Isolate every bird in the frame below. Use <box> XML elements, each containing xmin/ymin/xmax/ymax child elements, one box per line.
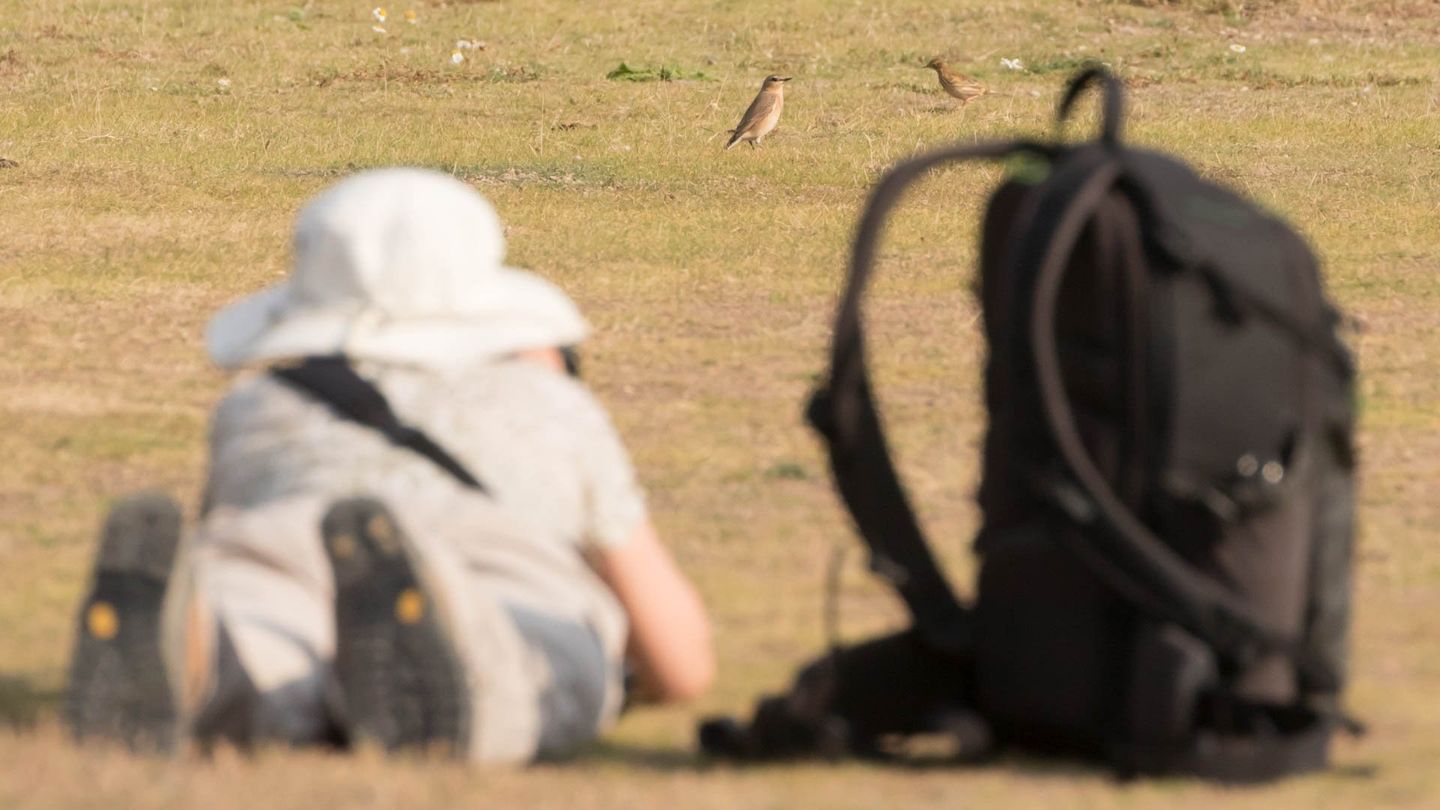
<box><xmin>924</xmin><ymin>58</ymin><xmax>986</xmax><ymax>107</ymax></box>
<box><xmin>725</xmin><ymin>75</ymin><xmax>790</xmax><ymax>150</ymax></box>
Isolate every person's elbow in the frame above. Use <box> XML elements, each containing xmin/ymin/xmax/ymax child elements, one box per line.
<box><xmin>646</xmin><ymin>634</ymin><xmax>716</xmax><ymax>703</ymax></box>
<box><xmin>597</xmin><ymin>520</ymin><xmax>717</xmax><ymax>704</ymax></box>
<box><xmin>664</xmin><ymin>636</ymin><xmax>717</xmax><ymax>702</ymax></box>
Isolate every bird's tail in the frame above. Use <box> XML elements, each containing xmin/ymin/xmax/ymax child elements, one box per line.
<box><xmin>724</xmin><ymin>130</ymin><xmax>740</xmax><ymax>150</ymax></box>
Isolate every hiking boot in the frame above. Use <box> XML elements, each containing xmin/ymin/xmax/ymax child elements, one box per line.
<box><xmin>65</xmin><ymin>493</ymin><xmax>184</xmax><ymax>752</ymax></box>
<box><xmin>321</xmin><ymin>498</ymin><xmax>471</xmax><ymax>756</ymax></box>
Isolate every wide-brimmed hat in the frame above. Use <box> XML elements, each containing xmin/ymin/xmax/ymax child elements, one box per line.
<box><xmin>206</xmin><ymin>168</ymin><xmax>588</xmax><ymax>371</ymax></box>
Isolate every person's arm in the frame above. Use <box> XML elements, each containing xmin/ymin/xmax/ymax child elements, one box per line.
<box><xmin>592</xmin><ymin>518</ymin><xmax>714</xmax><ymax>703</ymax></box>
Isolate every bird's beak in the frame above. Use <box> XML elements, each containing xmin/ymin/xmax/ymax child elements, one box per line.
<box><xmin>777</xmin><ymin>77</ymin><xmax>792</xmax><ymax>82</ymax></box>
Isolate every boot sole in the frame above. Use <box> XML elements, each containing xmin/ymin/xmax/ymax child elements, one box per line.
<box><xmin>65</xmin><ymin>492</ymin><xmax>182</xmax><ymax>752</ymax></box>
<box><xmin>322</xmin><ymin>498</ymin><xmax>471</xmax><ymax>756</ymax></box>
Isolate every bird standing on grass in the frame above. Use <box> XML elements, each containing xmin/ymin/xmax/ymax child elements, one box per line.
<box><xmin>725</xmin><ymin>75</ymin><xmax>790</xmax><ymax>150</ymax></box>
<box><xmin>924</xmin><ymin>59</ymin><xmax>986</xmax><ymax>107</ymax></box>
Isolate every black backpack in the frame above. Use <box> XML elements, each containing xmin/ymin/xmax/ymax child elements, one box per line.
<box><xmin>701</xmin><ymin>66</ymin><xmax>1359</xmax><ymax>782</ymax></box>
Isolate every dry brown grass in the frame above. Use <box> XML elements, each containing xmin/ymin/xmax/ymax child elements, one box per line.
<box><xmin>2</xmin><ymin>0</ymin><xmax>1438</xmax><ymax>806</ymax></box>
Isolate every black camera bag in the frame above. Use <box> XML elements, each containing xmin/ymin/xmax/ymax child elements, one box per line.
<box><xmin>704</xmin><ymin>66</ymin><xmax>1359</xmax><ymax>782</ymax></box>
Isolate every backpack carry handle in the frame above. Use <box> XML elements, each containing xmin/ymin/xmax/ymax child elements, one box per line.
<box><xmin>1057</xmin><ymin>65</ymin><xmax>1124</xmax><ymax>145</ymax></box>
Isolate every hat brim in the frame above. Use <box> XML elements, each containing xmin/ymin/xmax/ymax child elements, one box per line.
<box><xmin>206</xmin><ymin>268</ymin><xmax>589</xmax><ymax>370</ymax></box>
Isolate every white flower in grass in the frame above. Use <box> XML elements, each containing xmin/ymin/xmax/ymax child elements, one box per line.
<box><xmin>1000</xmin><ymin>57</ymin><xmax>1024</xmax><ymax>71</ymax></box>
<box><xmin>451</xmin><ymin>51</ymin><xmax>465</xmax><ymax>65</ymax></box>
<box><xmin>405</xmin><ymin>9</ymin><xmax>418</xmax><ymax>24</ymax></box>
<box><xmin>372</xmin><ymin>7</ymin><xmax>387</xmax><ymax>23</ymax></box>
<box><xmin>216</xmin><ymin>77</ymin><xmax>232</xmax><ymax>88</ymax></box>
<box><xmin>1229</xmin><ymin>43</ymin><xmax>1247</xmax><ymax>53</ymax></box>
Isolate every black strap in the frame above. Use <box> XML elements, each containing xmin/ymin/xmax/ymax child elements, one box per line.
<box><xmin>808</xmin><ymin>138</ymin><xmax>1051</xmax><ymax>655</ymax></box>
<box><xmin>271</xmin><ymin>356</ymin><xmax>487</xmax><ymax>493</ymax></box>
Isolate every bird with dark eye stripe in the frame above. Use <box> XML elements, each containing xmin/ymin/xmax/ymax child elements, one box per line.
<box><xmin>726</xmin><ymin>75</ymin><xmax>791</xmax><ymax>150</ymax></box>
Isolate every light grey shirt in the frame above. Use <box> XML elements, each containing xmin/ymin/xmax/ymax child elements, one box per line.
<box><xmin>200</xmin><ymin>358</ymin><xmax>646</xmax><ymax>751</ymax></box>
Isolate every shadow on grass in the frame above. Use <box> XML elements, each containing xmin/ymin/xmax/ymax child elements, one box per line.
<box><xmin>0</xmin><ymin>675</ymin><xmax>62</xmax><ymax>730</ymax></box>
<box><xmin>580</xmin><ymin>733</ymin><xmax>1122</xmax><ymax>777</ymax></box>
<box><xmin>577</xmin><ymin>741</ymin><xmax>1381</xmax><ymax>783</ymax></box>
<box><xmin>579</xmin><ymin>739</ymin><xmax>702</xmax><ymax>772</ymax></box>
<box><xmin>875</xmin><ymin>749</ymin><xmax>1379</xmax><ymax>783</ymax></box>
<box><xmin>0</xmin><ymin>678</ymin><xmax>1385</xmax><ymax>784</ymax></box>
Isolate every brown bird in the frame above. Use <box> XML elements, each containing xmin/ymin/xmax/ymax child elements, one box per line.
<box><xmin>924</xmin><ymin>58</ymin><xmax>986</xmax><ymax>107</ymax></box>
<box><xmin>725</xmin><ymin>75</ymin><xmax>790</xmax><ymax>150</ymax></box>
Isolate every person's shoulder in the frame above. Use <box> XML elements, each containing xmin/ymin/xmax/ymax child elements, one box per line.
<box><xmin>487</xmin><ymin>365</ymin><xmax>636</xmax><ymax>463</ymax></box>
<box><xmin>210</xmin><ymin>370</ymin><xmax>313</xmax><ymax>436</ymax></box>
<box><xmin>213</xmin><ymin>371</ymin><xmax>266</xmax><ymax>421</ymax></box>
<box><xmin>474</xmin><ymin>361</ymin><xmax>614</xmax><ymax>421</ymax></box>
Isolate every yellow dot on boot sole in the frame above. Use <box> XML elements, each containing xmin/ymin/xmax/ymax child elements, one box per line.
<box><xmin>395</xmin><ymin>589</ymin><xmax>425</xmax><ymax>624</ymax></box>
<box><xmin>87</xmin><ymin>602</ymin><xmax>119</xmax><ymax>640</ymax></box>
<box><xmin>366</xmin><ymin>514</ymin><xmax>399</xmax><ymax>555</ymax></box>
<box><xmin>330</xmin><ymin>533</ymin><xmax>357</xmax><ymax>559</ymax></box>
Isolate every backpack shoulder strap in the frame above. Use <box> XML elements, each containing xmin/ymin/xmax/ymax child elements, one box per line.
<box><xmin>808</xmin><ymin>138</ymin><xmax>1051</xmax><ymax>655</ymax></box>
<box><xmin>271</xmin><ymin>356</ymin><xmax>488</xmax><ymax>493</ymax></box>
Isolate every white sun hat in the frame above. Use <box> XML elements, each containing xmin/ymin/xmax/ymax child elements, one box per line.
<box><xmin>206</xmin><ymin>168</ymin><xmax>588</xmax><ymax>371</ymax></box>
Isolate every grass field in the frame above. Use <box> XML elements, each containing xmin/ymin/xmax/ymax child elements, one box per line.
<box><xmin>2</xmin><ymin>0</ymin><xmax>1438</xmax><ymax>806</ymax></box>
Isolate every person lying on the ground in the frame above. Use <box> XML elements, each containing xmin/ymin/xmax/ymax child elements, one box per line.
<box><xmin>65</xmin><ymin>168</ymin><xmax>714</xmax><ymax>762</ymax></box>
